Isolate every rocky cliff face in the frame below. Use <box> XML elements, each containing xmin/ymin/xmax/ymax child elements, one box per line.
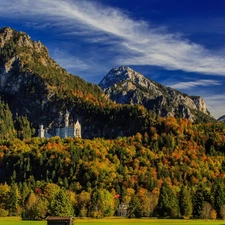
<box><xmin>0</xmin><ymin>27</ymin><xmax>107</xmax><ymax>138</ymax></box>
<box><xmin>0</xmin><ymin>27</ymin><xmax>151</xmax><ymax>139</ymax></box>
<box><xmin>99</xmin><ymin>66</ymin><xmax>210</xmax><ymax>121</ymax></box>
<box><xmin>0</xmin><ymin>27</ymin><xmax>49</xmax><ymax>119</ymax></box>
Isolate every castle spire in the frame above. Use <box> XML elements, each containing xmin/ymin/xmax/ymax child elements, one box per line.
<box><xmin>38</xmin><ymin>124</ymin><xmax>45</xmax><ymax>138</ymax></box>
<box><xmin>74</xmin><ymin>119</ymin><xmax>81</xmax><ymax>138</ymax></box>
<box><xmin>65</xmin><ymin>110</ymin><xmax>69</xmax><ymax>127</ymax></box>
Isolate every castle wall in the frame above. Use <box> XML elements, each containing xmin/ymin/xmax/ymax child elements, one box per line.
<box><xmin>38</xmin><ymin>114</ymin><xmax>81</xmax><ymax>139</ymax></box>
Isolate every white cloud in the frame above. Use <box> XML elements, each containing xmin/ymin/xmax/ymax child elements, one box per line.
<box><xmin>204</xmin><ymin>95</ymin><xmax>225</xmax><ymax>119</ymax></box>
<box><xmin>1</xmin><ymin>0</ymin><xmax>225</xmax><ymax>76</ymax></box>
<box><xmin>52</xmin><ymin>48</ymin><xmax>90</xmax><ymax>71</ymax></box>
<box><xmin>168</xmin><ymin>79</ymin><xmax>221</xmax><ymax>89</ymax></box>
<box><xmin>50</xmin><ymin>48</ymin><xmax>109</xmax><ymax>82</ymax></box>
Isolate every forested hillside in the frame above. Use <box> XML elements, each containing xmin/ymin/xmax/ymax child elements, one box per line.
<box><xmin>0</xmin><ymin>112</ymin><xmax>225</xmax><ymax>219</ymax></box>
<box><xmin>0</xmin><ymin>27</ymin><xmax>224</xmax><ymax>221</ymax></box>
<box><xmin>0</xmin><ymin>27</ymin><xmax>214</xmax><ymax>140</ymax></box>
<box><xmin>0</xmin><ymin>27</ymin><xmax>161</xmax><ymax>139</ymax></box>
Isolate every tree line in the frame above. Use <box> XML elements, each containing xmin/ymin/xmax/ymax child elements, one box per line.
<box><xmin>0</xmin><ymin>114</ymin><xmax>225</xmax><ymax>219</ymax></box>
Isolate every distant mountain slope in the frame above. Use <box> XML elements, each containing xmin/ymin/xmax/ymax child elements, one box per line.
<box><xmin>218</xmin><ymin>115</ymin><xmax>225</xmax><ymax>122</ymax></box>
<box><xmin>0</xmin><ymin>27</ymin><xmax>103</xmax><ymax>99</ymax></box>
<box><xmin>0</xmin><ymin>27</ymin><xmax>105</xmax><ymax>111</ymax></box>
<box><xmin>99</xmin><ymin>66</ymin><xmax>212</xmax><ymax>122</ymax></box>
<box><xmin>0</xmin><ymin>27</ymin><xmax>109</xmax><ymax>136</ymax></box>
<box><xmin>0</xmin><ymin>27</ymin><xmax>214</xmax><ymax>140</ymax></box>
<box><xmin>0</xmin><ymin>27</ymin><xmax>151</xmax><ymax>139</ymax></box>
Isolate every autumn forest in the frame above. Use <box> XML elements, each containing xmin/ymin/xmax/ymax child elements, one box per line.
<box><xmin>0</xmin><ymin>100</ymin><xmax>225</xmax><ymax>220</ymax></box>
<box><xmin>0</xmin><ymin>27</ymin><xmax>225</xmax><ymax>221</ymax></box>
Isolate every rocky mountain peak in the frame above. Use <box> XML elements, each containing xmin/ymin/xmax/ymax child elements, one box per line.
<box><xmin>0</xmin><ymin>27</ymin><xmax>14</xmax><ymax>47</ymax></box>
<box><xmin>0</xmin><ymin>27</ymin><xmax>48</xmax><ymax>54</ymax></box>
<box><xmin>99</xmin><ymin>66</ymin><xmax>154</xmax><ymax>90</ymax></box>
<box><xmin>99</xmin><ymin>66</ymin><xmax>211</xmax><ymax>121</ymax></box>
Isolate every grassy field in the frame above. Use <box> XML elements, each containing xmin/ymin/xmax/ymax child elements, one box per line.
<box><xmin>1</xmin><ymin>217</ymin><xmax>225</xmax><ymax>225</ymax></box>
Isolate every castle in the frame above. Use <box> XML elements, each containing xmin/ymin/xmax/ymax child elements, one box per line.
<box><xmin>38</xmin><ymin>111</ymin><xmax>81</xmax><ymax>138</ymax></box>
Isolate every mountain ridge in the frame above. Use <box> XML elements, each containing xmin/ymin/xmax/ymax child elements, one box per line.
<box><xmin>99</xmin><ymin>66</ymin><xmax>211</xmax><ymax>122</ymax></box>
<box><xmin>0</xmin><ymin>27</ymin><xmax>215</xmax><ymax>140</ymax></box>
<box><xmin>0</xmin><ymin>27</ymin><xmax>151</xmax><ymax>139</ymax></box>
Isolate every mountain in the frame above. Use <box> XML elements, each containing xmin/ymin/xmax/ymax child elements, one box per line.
<box><xmin>0</xmin><ymin>27</ymin><xmax>214</xmax><ymax>140</ymax></box>
<box><xmin>0</xmin><ymin>27</ymin><xmax>151</xmax><ymax>139</ymax></box>
<box><xmin>0</xmin><ymin>27</ymin><xmax>100</xmax><ymax>129</ymax></box>
<box><xmin>218</xmin><ymin>115</ymin><xmax>225</xmax><ymax>122</ymax></box>
<box><xmin>99</xmin><ymin>66</ymin><xmax>212</xmax><ymax>122</ymax></box>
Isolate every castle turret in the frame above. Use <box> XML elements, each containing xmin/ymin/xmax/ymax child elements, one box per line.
<box><xmin>38</xmin><ymin>124</ymin><xmax>45</xmax><ymax>138</ymax></box>
<box><xmin>65</xmin><ymin>111</ymin><xmax>69</xmax><ymax>127</ymax></box>
<box><xmin>74</xmin><ymin>120</ymin><xmax>81</xmax><ymax>138</ymax></box>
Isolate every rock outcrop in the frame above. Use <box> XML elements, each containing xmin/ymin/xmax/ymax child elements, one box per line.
<box><xmin>99</xmin><ymin>66</ymin><xmax>211</xmax><ymax>121</ymax></box>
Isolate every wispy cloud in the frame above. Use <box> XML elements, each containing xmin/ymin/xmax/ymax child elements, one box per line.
<box><xmin>52</xmin><ymin>48</ymin><xmax>90</xmax><ymax>72</ymax></box>
<box><xmin>204</xmin><ymin>95</ymin><xmax>225</xmax><ymax>119</ymax></box>
<box><xmin>51</xmin><ymin>48</ymin><xmax>109</xmax><ymax>82</ymax></box>
<box><xmin>1</xmin><ymin>0</ymin><xmax>225</xmax><ymax>76</ymax></box>
<box><xmin>168</xmin><ymin>79</ymin><xmax>221</xmax><ymax>89</ymax></box>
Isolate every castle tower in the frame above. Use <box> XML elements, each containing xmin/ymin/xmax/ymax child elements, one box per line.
<box><xmin>63</xmin><ymin>111</ymin><xmax>69</xmax><ymax>138</ymax></box>
<box><xmin>38</xmin><ymin>124</ymin><xmax>45</xmax><ymax>138</ymax></box>
<box><xmin>74</xmin><ymin>120</ymin><xmax>81</xmax><ymax>138</ymax></box>
<box><xmin>65</xmin><ymin>111</ymin><xmax>69</xmax><ymax>127</ymax></box>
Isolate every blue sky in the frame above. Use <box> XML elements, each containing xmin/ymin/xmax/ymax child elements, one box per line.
<box><xmin>0</xmin><ymin>0</ymin><xmax>225</xmax><ymax>118</ymax></box>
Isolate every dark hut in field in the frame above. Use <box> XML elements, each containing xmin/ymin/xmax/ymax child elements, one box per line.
<box><xmin>46</xmin><ymin>216</ymin><xmax>73</xmax><ymax>225</ymax></box>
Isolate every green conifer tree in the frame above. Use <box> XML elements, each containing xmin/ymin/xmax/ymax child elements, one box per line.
<box><xmin>212</xmin><ymin>182</ymin><xmax>225</xmax><ymax>216</ymax></box>
<box><xmin>192</xmin><ymin>184</ymin><xmax>210</xmax><ymax>218</ymax></box>
<box><xmin>157</xmin><ymin>182</ymin><xmax>180</xmax><ymax>218</ymax></box>
<box><xmin>8</xmin><ymin>183</ymin><xmax>21</xmax><ymax>216</ymax></box>
<box><xmin>0</xmin><ymin>100</ymin><xmax>15</xmax><ymax>140</ymax></box>
<box><xmin>127</xmin><ymin>194</ymin><xmax>143</xmax><ymax>218</ymax></box>
<box><xmin>179</xmin><ymin>185</ymin><xmax>193</xmax><ymax>218</ymax></box>
<box><xmin>14</xmin><ymin>115</ymin><xmax>34</xmax><ymax>140</ymax></box>
<box><xmin>50</xmin><ymin>188</ymin><xmax>74</xmax><ymax>216</ymax></box>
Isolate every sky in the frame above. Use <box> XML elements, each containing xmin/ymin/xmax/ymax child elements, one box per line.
<box><xmin>0</xmin><ymin>0</ymin><xmax>225</xmax><ymax>118</ymax></box>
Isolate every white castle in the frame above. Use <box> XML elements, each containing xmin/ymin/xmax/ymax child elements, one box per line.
<box><xmin>38</xmin><ymin>111</ymin><xmax>81</xmax><ymax>138</ymax></box>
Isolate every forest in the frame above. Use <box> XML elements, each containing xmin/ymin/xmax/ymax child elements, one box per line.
<box><xmin>1</xmin><ymin>27</ymin><xmax>225</xmax><ymax>221</ymax></box>
<box><xmin>0</xmin><ymin>100</ymin><xmax>225</xmax><ymax>220</ymax></box>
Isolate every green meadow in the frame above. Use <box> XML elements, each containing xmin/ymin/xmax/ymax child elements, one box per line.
<box><xmin>1</xmin><ymin>217</ymin><xmax>225</xmax><ymax>225</ymax></box>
